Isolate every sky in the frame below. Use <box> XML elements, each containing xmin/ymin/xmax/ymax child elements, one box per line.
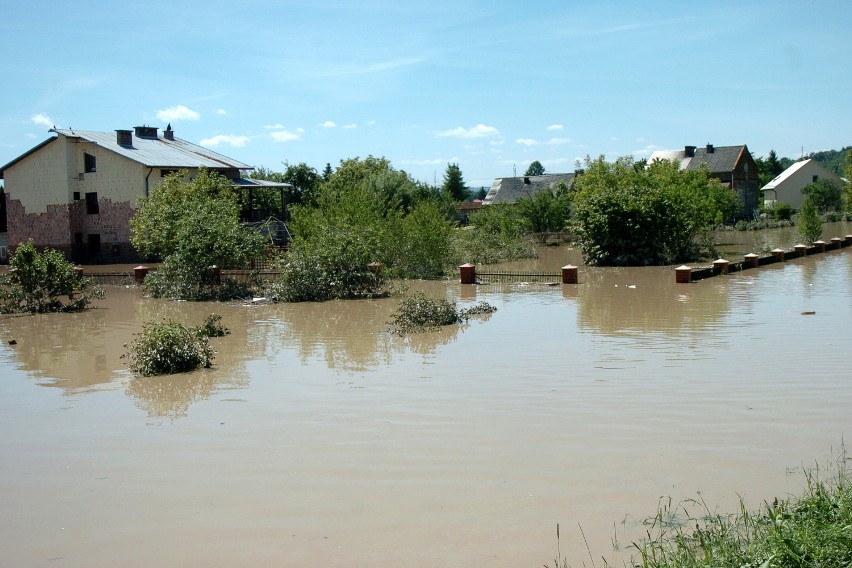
<box><xmin>1</xmin><ymin>0</ymin><xmax>850</xmax><ymax>189</ymax></box>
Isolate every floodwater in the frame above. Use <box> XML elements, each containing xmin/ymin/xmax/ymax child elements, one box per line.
<box><xmin>1</xmin><ymin>225</ymin><xmax>852</xmax><ymax>567</ymax></box>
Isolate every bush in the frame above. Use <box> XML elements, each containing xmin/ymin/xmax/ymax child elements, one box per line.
<box><xmin>572</xmin><ymin>156</ymin><xmax>741</xmax><ymax>265</ymax></box>
<box><xmin>768</xmin><ymin>202</ymin><xmax>793</xmax><ymax>221</ymax></box>
<box><xmin>0</xmin><ymin>240</ymin><xmax>103</xmax><ymax>313</ymax></box>
<box><xmin>388</xmin><ymin>292</ymin><xmax>496</xmax><ymax>334</ymax></box>
<box><xmin>124</xmin><ymin>316</ymin><xmax>226</xmax><ymax>376</ymax></box>
<box><xmin>798</xmin><ymin>195</ymin><xmax>823</xmax><ymax>244</ymax></box>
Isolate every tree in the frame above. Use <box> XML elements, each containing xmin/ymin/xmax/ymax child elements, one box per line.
<box><xmin>322</xmin><ymin>162</ymin><xmax>333</xmax><ymax>181</ymax></box>
<box><xmin>441</xmin><ymin>163</ymin><xmax>468</xmax><ymax>202</ymax></box>
<box><xmin>515</xmin><ymin>183</ymin><xmax>570</xmax><ymax>242</ymax></box>
<box><xmin>131</xmin><ymin>168</ymin><xmax>265</xmax><ymax>298</ymax></box>
<box><xmin>250</xmin><ymin>162</ymin><xmax>321</xmax><ymax>209</ymax></box>
<box><xmin>0</xmin><ymin>240</ymin><xmax>103</xmax><ymax>313</ymax></box>
<box><xmin>797</xmin><ymin>195</ymin><xmax>822</xmax><ymax>244</ymax></box>
<box><xmin>525</xmin><ymin>160</ymin><xmax>545</xmax><ymax>176</ymax></box>
<box><xmin>571</xmin><ymin>156</ymin><xmax>740</xmax><ymax>266</ymax></box>
<box><xmin>801</xmin><ymin>179</ymin><xmax>843</xmax><ymax>213</ymax></box>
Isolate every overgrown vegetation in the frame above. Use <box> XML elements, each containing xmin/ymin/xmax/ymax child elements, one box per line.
<box><xmin>388</xmin><ymin>292</ymin><xmax>496</xmax><ymax>334</ymax></box>
<box><xmin>571</xmin><ymin>156</ymin><xmax>741</xmax><ymax>266</ymax></box>
<box><xmin>630</xmin><ymin>457</ymin><xmax>852</xmax><ymax>567</ymax></box>
<box><xmin>797</xmin><ymin>195</ymin><xmax>823</xmax><ymax>244</ymax></box>
<box><xmin>131</xmin><ymin>168</ymin><xmax>265</xmax><ymax>300</ymax></box>
<box><xmin>123</xmin><ymin>314</ymin><xmax>230</xmax><ymax>376</ymax></box>
<box><xmin>0</xmin><ymin>240</ymin><xmax>103</xmax><ymax>313</ymax></box>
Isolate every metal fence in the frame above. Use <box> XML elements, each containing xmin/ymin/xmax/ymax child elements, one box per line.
<box><xmin>473</xmin><ymin>270</ymin><xmax>563</xmax><ymax>284</ymax></box>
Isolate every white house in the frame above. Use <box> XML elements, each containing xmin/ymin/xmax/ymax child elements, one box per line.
<box><xmin>762</xmin><ymin>159</ymin><xmax>844</xmax><ymax>210</ymax></box>
<box><xmin>0</xmin><ymin>125</ymin><xmax>289</xmax><ymax>263</ymax></box>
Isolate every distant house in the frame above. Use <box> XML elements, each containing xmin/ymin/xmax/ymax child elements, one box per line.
<box><xmin>0</xmin><ymin>125</ymin><xmax>290</xmax><ymax>263</ymax></box>
<box><xmin>761</xmin><ymin>159</ymin><xmax>843</xmax><ymax>210</ymax></box>
<box><xmin>483</xmin><ymin>172</ymin><xmax>576</xmax><ymax>205</ymax></box>
<box><xmin>648</xmin><ymin>144</ymin><xmax>760</xmax><ymax>217</ymax></box>
<box><xmin>457</xmin><ymin>199</ymin><xmax>483</xmax><ymax>224</ymax></box>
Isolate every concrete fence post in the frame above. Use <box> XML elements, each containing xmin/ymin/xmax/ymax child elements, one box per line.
<box><xmin>814</xmin><ymin>240</ymin><xmax>826</xmax><ymax>253</ymax></box>
<box><xmin>713</xmin><ymin>258</ymin><xmax>730</xmax><ymax>274</ymax></box>
<box><xmin>675</xmin><ymin>265</ymin><xmax>692</xmax><ymax>283</ymax></box>
<box><xmin>845</xmin><ymin>235</ymin><xmax>852</xmax><ymax>247</ymax></box>
<box><xmin>794</xmin><ymin>244</ymin><xmax>808</xmax><ymax>257</ymax></box>
<box><xmin>831</xmin><ymin>237</ymin><xmax>842</xmax><ymax>250</ymax></box>
<box><xmin>133</xmin><ymin>265</ymin><xmax>149</xmax><ymax>284</ymax></box>
<box><xmin>744</xmin><ymin>253</ymin><xmax>759</xmax><ymax>269</ymax></box>
<box><xmin>561</xmin><ymin>264</ymin><xmax>578</xmax><ymax>284</ymax></box>
<box><xmin>772</xmin><ymin>248</ymin><xmax>785</xmax><ymax>262</ymax></box>
<box><xmin>459</xmin><ymin>263</ymin><xmax>476</xmax><ymax>284</ymax></box>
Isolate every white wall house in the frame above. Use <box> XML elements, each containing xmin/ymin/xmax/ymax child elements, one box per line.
<box><xmin>0</xmin><ymin>125</ymin><xmax>287</xmax><ymax>263</ymax></box>
<box><xmin>762</xmin><ymin>159</ymin><xmax>844</xmax><ymax>210</ymax></box>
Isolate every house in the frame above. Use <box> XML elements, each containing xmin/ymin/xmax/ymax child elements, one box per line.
<box><xmin>0</xmin><ymin>125</ymin><xmax>290</xmax><ymax>263</ymax></box>
<box><xmin>761</xmin><ymin>159</ymin><xmax>844</xmax><ymax>210</ymax></box>
<box><xmin>483</xmin><ymin>172</ymin><xmax>577</xmax><ymax>205</ymax></box>
<box><xmin>648</xmin><ymin>144</ymin><xmax>760</xmax><ymax>217</ymax></box>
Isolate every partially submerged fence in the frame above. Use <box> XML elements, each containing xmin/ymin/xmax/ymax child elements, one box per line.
<box><xmin>676</xmin><ymin>235</ymin><xmax>852</xmax><ymax>283</ymax></box>
<box><xmin>459</xmin><ymin>263</ymin><xmax>578</xmax><ymax>285</ymax></box>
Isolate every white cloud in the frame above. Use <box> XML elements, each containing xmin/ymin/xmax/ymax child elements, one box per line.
<box><xmin>200</xmin><ymin>134</ymin><xmax>249</xmax><ymax>147</ymax></box>
<box><xmin>342</xmin><ymin>123</ymin><xmax>357</xmax><ymax>129</ymax></box>
<box><xmin>30</xmin><ymin>113</ymin><xmax>54</xmax><ymax>128</ymax></box>
<box><xmin>516</xmin><ymin>138</ymin><xmax>539</xmax><ymax>146</ymax></box>
<box><xmin>216</xmin><ymin>109</ymin><xmax>228</xmax><ymax>115</ymax></box>
<box><xmin>322</xmin><ymin>121</ymin><xmax>337</xmax><ymax>128</ymax></box>
<box><xmin>270</xmin><ymin>129</ymin><xmax>303</xmax><ymax>143</ymax></box>
<box><xmin>546</xmin><ymin>124</ymin><xmax>564</xmax><ymax>131</ymax></box>
<box><xmin>436</xmin><ymin>124</ymin><xmax>499</xmax><ymax>138</ymax></box>
<box><xmin>156</xmin><ymin>105</ymin><xmax>200</xmax><ymax>122</ymax></box>
<box><xmin>546</xmin><ymin>137</ymin><xmax>571</xmax><ymax>145</ymax></box>
<box><xmin>264</xmin><ymin>123</ymin><xmax>285</xmax><ymax>129</ymax></box>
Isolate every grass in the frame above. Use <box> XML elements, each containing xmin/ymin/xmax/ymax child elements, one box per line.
<box><xmin>547</xmin><ymin>452</ymin><xmax>852</xmax><ymax>567</ymax></box>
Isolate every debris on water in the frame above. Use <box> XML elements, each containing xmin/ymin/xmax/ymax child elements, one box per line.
<box><xmin>627</xmin><ymin>285</ymin><xmax>637</xmax><ymax>289</ymax></box>
<box><xmin>8</xmin><ymin>339</ymin><xmax>17</xmax><ymax>345</ymax></box>
<box><xmin>801</xmin><ymin>311</ymin><xmax>816</xmax><ymax>315</ymax></box>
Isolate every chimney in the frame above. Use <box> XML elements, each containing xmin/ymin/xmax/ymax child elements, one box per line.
<box><xmin>706</xmin><ymin>143</ymin><xmax>714</xmax><ymax>154</ymax></box>
<box><xmin>684</xmin><ymin>145</ymin><xmax>696</xmax><ymax>158</ymax></box>
<box><xmin>116</xmin><ymin>129</ymin><xmax>132</xmax><ymax>146</ymax></box>
<box><xmin>164</xmin><ymin>123</ymin><xmax>174</xmax><ymax>141</ymax></box>
<box><xmin>134</xmin><ymin>125</ymin><xmax>159</xmax><ymax>139</ymax></box>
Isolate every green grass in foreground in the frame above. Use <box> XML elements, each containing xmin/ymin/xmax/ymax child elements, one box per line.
<box><xmin>551</xmin><ymin>454</ymin><xmax>852</xmax><ymax>567</ymax></box>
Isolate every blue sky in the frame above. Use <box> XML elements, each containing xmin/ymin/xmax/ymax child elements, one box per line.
<box><xmin>1</xmin><ymin>0</ymin><xmax>850</xmax><ymax>189</ymax></box>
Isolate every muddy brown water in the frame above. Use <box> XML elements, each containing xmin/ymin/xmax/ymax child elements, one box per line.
<box><xmin>2</xmin><ymin>224</ymin><xmax>852</xmax><ymax>567</ymax></box>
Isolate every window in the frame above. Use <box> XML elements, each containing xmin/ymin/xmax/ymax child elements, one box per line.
<box><xmin>73</xmin><ymin>191</ymin><xmax>81</xmax><ymax>201</ymax></box>
<box><xmin>85</xmin><ymin>192</ymin><xmax>99</xmax><ymax>215</ymax></box>
<box><xmin>813</xmin><ymin>175</ymin><xmax>819</xmax><ymax>183</ymax></box>
<box><xmin>84</xmin><ymin>153</ymin><xmax>97</xmax><ymax>173</ymax></box>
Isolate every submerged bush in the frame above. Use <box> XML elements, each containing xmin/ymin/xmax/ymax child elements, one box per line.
<box><xmin>0</xmin><ymin>240</ymin><xmax>103</xmax><ymax>314</ymax></box>
<box><xmin>388</xmin><ymin>292</ymin><xmax>496</xmax><ymax>334</ymax></box>
<box><xmin>124</xmin><ymin>316</ymin><xmax>230</xmax><ymax>376</ymax></box>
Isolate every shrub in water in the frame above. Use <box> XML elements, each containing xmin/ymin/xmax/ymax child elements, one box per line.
<box><xmin>389</xmin><ymin>292</ymin><xmax>496</xmax><ymax>334</ymax></box>
<box><xmin>125</xmin><ymin>319</ymin><xmax>215</xmax><ymax>376</ymax></box>
<box><xmin>0</xmin><ymin>240</ymin><xmax>103</xmax><ymax>313</ymax></box>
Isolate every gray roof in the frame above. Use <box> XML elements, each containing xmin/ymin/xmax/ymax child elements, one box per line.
<box><xmin>648</xmin><ymin>145</ymin><xmax>747</xmax><ymax>174</ymax></box>
<box><xmin>49</xmin><ymin>128</ymin><xmax>252</xmax><ymax>170</ymax></box>
<box><xmin>484</xmin><ymin>173</ymin><xmax>575</xmax><ymax>205</ymax></box>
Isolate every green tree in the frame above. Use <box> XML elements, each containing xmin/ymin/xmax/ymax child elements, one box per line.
<box><xmin>756</xmin><ymin>150</ymin><xmax>786</xmax><ymax>187</ymax></box>
<box><xmin>131</xmin><ymin>168</ymin><xmax>265</xmax><ymax>298</ymax></box>
<box><xmin>524</xmin><ymin>160</ymin><xmax>545</xmax><ymax>176</ymax></box>
<box><xmin>0</xmin><ymin>240</ymin><xmax>103</xmax><ymax>313</ymax></box>
<box><xmin>801</xmin><ymin>179</ymin><xmax>843</xmax><ymax>213</ymax></box>
<box><xmin>322</xmin><ymin>162</ymin><xmax>333</xmax><ymax>181</ymax></box>
<box><xmin>571</xmin><ymin>156</ymin><xmax>740</xmax><ymax>266</ymax></box>
<box><xmin>844</xmin><ymin>150</ymin><xmax>852</xmax><ymax>212</ymax></box>
<box><xmin>250</xmin><ymin>162</ymin><xmax>321</xmax><ymax>209</ymax></box>
<box><xmin>515</xmin><ymin>183</ymin><xmax>570</xmax><ymax>242</ymax></box>
<box><xmin>797</xmin><ymin>195</ymin><xmax>823</xmax><ymax>244</ymax></box>
<box><xmin>441</xmin><ymin>163</ymin><xmax>468</xmax><ymax>202</ymax></box>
